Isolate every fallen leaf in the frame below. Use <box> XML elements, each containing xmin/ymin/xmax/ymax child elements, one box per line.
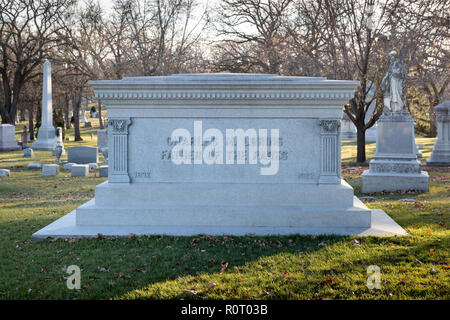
<box><xmin>208</xmin><ymin>283</ymin><xmax>216</xmax><ymax>289</ymax></box>
<box><xmin>182</xmin><ymin>289</ymin><xmax>198</xmax><ymax>296</ymax></box>
<box><xmin>219</xmin><ymin>262</ymin><xmax>229</xmax><ymax>274</ymax></box>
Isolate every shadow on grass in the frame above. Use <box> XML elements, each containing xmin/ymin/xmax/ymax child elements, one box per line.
<box><xmin>0</xmin><ymin>213</ymin><xmax>354</xmax><ymax>299</ymax></box>
<box><xmin>1</xmin><ymin>202</ymin><xmax>447</xmax><ymax>299</ymax></box>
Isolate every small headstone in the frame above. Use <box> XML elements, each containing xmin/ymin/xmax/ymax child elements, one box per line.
<box><xmin>63</xmin><ymin>162</ymin><xmax>76</xmax><ymax>170</ymax></box>
<box><xmin>99</xmin><ymin>165</ymin><xmax>108</xmax><ymax>177</ymax></box>
<box><xmin>0</xmin><ymin>124</ymin><xmax>21</xmax><ymax>151</ymax></box>
<box><xmin>23</xmin><ymin>148</ymin><xmax>34</xmax><ymax>158</ymax></box>
<box><xmin>0</xmin><ymin>169</ymin><xmax>10</xmax><ymax>177</ymax></box>
<box><xmin>27</xmin><ymin>163</ymin><xmax>41</xmax><ymax>169</ymax></box>
<box><xmin>21</xmin><ymin>126</ymin><xmax>28</xmax><ymax>147</ymax></box>
<box><xmin>71</xmin><ymin>164</ymin><xmax>89</xmax><ymax>177</ymax></box>
<box><xmin>88</xmin><ymin>163</ymin><xmax>98</xmax><ymax>171</ymax></box>
<box><xmin>42</xmin><ymin>164</ymin><xmax>59</xmax><ymax>176</ymax></box>
<box><xmin>67</xmin><ymin>146</ymin><xmax>98</xmax><ymax>163</ymax></box>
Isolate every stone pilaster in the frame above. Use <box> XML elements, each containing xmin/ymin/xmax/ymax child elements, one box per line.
<box><xmin>108</xmin><ymin>118</ymin><xmax>131</xmax><ymax>183</ymax></box>
<box><xmin>318</xmin><ymin>119</ymin><xmax>341</xmax><ymax>184</ymax></box>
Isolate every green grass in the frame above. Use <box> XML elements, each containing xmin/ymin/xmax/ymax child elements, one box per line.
<box><xmin>0</xmin><ymin>120</ymin><xmax>448</xmax><ymax>300</ymax></box>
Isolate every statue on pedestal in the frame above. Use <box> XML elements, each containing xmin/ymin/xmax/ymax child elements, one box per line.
<box><xmin>361</xmin><ymin>50</ymin><xmax>429</xmax><ymax>193</ymax></box>
<box><xmin>381</xmin><ymin>50</ymin><xmax>407</xmax><ymax>114</ymax></box>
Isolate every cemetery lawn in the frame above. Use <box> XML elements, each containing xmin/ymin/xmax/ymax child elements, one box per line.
<box><xmin>0</xmin><ymin>123</ymin><xmax>448</xmax><ymax>300</ymax></box>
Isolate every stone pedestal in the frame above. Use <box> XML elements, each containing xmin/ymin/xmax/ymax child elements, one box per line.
<box><xmin>33</xmin><ymin>126</ymin><xmax>56</xmax><ymax>150</ymax></box>
<box><xmin>33</xmin><ymin>73</ymin><xmax>407</xmax><ymax>239</ymax></box>
<box><xmin>362</xmin><ymin>113</ymin><xmax>429</xmax><ymax>193</ymax></box>
<box><xmin>0</xmin><ymin>124</ymin><xmax>20</xmax><ymax>151</ymax></box>
<box><xmin>427</xmin><ymin>101</ymin><xmax>450</xmax><ymax>166</ymax></box>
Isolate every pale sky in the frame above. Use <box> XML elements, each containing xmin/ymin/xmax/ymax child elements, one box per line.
<box><xmin>93</xmin><ymin>0</ymin><xmax>215</xmax><ymax>14</ymax></box>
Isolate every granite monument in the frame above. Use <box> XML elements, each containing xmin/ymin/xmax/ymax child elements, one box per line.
<box><xmin>33</xmin><ymin>73</ymin><xmax>407</xmax><ymax>238</ymax></box>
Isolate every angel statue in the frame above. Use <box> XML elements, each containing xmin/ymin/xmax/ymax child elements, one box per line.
<box><xmin>381</xmin><ymin>50</ymin><xmax>407</xmax><ymax>113</ymax></box>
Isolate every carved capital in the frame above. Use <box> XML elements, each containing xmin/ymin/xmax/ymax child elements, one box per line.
<box><xmin>319</xmin><ymin>119</ymin><xmax>340</xmax><ymax>133</ymax></box>
<box><xmin>108</xmin><ymin>118</ymin><xmax>131</xmax><ymax>134</ymax></box>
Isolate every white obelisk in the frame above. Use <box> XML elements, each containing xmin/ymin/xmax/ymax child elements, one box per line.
<box><xmin>32</xmin><ymin>59</ymin><xmax>56</xmax><ymax>150</ymax></box>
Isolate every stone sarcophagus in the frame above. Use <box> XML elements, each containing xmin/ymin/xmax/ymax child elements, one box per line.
<box><xmin>33</xmin><ymin>74</ymin><xmax>407</xmax><ymax>238</ymax></box>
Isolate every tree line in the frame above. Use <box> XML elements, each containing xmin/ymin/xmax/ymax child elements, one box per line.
<box><xmin>0</xmin><ymin>0</ymin><xmax>448</xmax><ymax>162</ymax></box>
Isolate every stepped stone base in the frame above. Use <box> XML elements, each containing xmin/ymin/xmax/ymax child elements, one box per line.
<box><xmin>32</xmin><ymin>126</ymin><xmax>55</xmax><ymax>150</ymax></box>
<box><xmin>32</xmin><ymin>206</ymin><xmax>407</xmax><ymax>239</ymax></box>
<box><xmin>361</xmin><ymin>170</ymin><xmax>429</xmax><ymax>193</ymax></box>
<box><xmin>32</xmin><ymin>180</ymin><xmax>407</xmax><ymax>238</ymax></box>
<box><xmin>426</xmin><ymin>150</ymin><xmax>450</xmax><ymax>166</ymax></box>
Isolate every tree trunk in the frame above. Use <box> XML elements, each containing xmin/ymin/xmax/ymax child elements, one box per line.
<box><xmin>0</xmin><ymin>72</ymin><xmax>14</xmax><ymax>124</ymax></box>
<box><xmin>72</xmin><ymin>96</ymin><xmax>83</xmax><ymax>142</ymax></box>
<box><xmin>429</xmin><ymin>106</ymin><xmax>437</xmax><ymax>137</ymax></box>
<box><xmin>98</xmin><ymin>100</ymin><xmax>104</xmax><ymax>129</ymax></box>
<box><xmin>19</xmin><ymin>104</ymin><xmax>26</xmax><ymax>121</ymax></box>
<box><xmin>356</xmin><ymin>127</ymin><xmax>366</xmax><ymax>163</ymax></box>
<box><xmin>64</xmin><ymin>94</ymin><xmax>71</xmax><ymax>129</ymax></box>
<box><xmin>28</xmin><ymin>107</ymin><xmax>34</xmax><ymax>141</ymax></box>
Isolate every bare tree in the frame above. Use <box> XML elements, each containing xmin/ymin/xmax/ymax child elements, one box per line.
<box><xmin>212</xmin><ymin>0</ymin><xmax>294</xmax><ymax>73</ymax></box>
<box><xmin>20</xmin><ymin>74</ymin><xmax>42</xmax><ymax>140</ymax></box>
<box><xmin>287</xmin><ymin>0</ymin><xmax>404</xmax><ymax>163</ymax></box>
<box><xmin>0</xmin><ymin>0</ymin><xmax>75</xmax><ymax>124</ymax></box>
<box><xmin>113</xmin><ymin>0</ymin><xmax>209</xmax><ymax>76</ymax></box>
<box><xmin>397</xmin><ymin>0</ymin><xmax>450</xmax><ymax>137</ymax></box>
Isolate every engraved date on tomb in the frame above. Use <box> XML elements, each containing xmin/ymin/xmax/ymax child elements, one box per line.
<box><xmin>298</xmin><ymin>172</ymin><xmax>316</xmax><ymax>179</ymax></box>
<box><xmin>134</xmin><ymin>171</ymin><xmax>152</xmax><ymax>178</ymax></box>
